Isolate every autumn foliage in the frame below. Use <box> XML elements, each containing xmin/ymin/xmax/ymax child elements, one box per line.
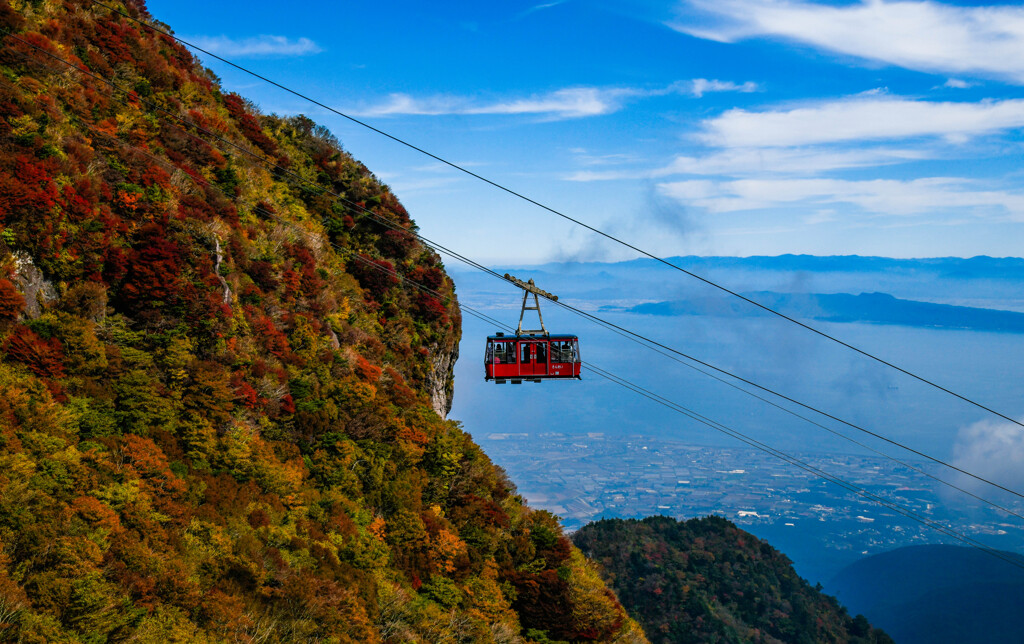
<box><xmin>0</xmin><ymin>2</ymin><xmax>643</xmax><ymax>643</ymax></box>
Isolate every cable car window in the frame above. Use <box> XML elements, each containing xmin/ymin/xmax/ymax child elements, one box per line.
<box><xmin>571</xmin><ymin>338</ymin><xmax>580</xmax><ymax>362</ymax></box>
<box><xmin>520</xmin><ymin>343</ymin><xmax>531</xmax><ymax>364</ymax></box>
<box><xmin>551</xmin><ymin>340</ymin><xmax>571</xmax><ymax>362</ymax></box>
<box><xmin>494</xmin><ymin>341</ymin><xmax>515</xmax><ymax>364</ymax></box>
<box><xmin>537</xmin><ymin>342</ymin><xmax>547</xmax><ymax>364</ymax></box>
<box><xmin>485</xmin><ymin>341</ymin><xmax>494</xmax><ymax>363</ymax></box>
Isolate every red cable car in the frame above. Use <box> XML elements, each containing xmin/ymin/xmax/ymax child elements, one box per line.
<box><xmin>484</xmin><ymin>274</ymin><xmax>582</xmax><ymax>384</ymax></box>
<box><xmin>485</xmin><ymin>333</ymin><xmax>581</xmax><ymax>384</ymax></box>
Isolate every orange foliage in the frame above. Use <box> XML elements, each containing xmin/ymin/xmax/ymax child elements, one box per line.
<box><xmin>3</xmin><ymin>325</ymin><xmax>64</xmax><ymax>378</ymax></box>
<box><xmin>70</xmin><ymin>496</ymin><xmax>122</xmax><ymax>534</ymax></box>
<box><xmin>0</xmin><ymin>279</ymin><xmax>25</xmax><ymax>319</ymax></box>
<box><xmin>354</xmin><ymin>355</ymin><xmax>382</xmax><ymax>382</ymax></box>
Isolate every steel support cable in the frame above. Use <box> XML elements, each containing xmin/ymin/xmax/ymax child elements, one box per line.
<box><xmin>548</xmin><ymin>298</ymin><xmax>1024</xmax><ymax>499</ymax></box>
<box><xmin>349</xmin><ymin>249</ymin><xmax>1024</xmax><ymax>569</ymax></box>
<box><xmin>371</xmin><ymin>231</ymin><xmax>1024</xmax><ymax>512</ymax></box>
<box><xmin>1</xmin><ymin>33</ymin><xmax>502</xmax><ymax>334</ymax></box>
<box><xmin>8</xmin><ymin>53</ymin><xmax>1022</xmax><ymax>564</ymax></box>
<box><xmin>250</xmin><ymin>167</ymin><xmax>1024</xmax><ymax>571</ymax></box>
<box><xmin>86</xmin><ymin>0</ymin><xmax>1024</xmax><ymax>431</ymax></box>
<box><xmin>537</xmin><ymin>308</ymin><xmax>1024</xmax><ymax>519</ymax></box>
<box><xmin>3</xmin><ymin>40</ymin><xmax>514</xmax><ymax>347</ymax></box>
<box><xmin>8</xmin><ymin>35</ymin><xmax>1024</xmax><ymax>509</ymax></box>
<box><xmin>581</xmin><ymin>360</ymin><xmax>1024</xmax><ymax>570</ymax></box>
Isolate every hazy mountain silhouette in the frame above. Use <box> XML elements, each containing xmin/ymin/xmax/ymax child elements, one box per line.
<box><xmin>828</xmin><ymin>545</ymin><xmax>1024</xmax><ymax>644</ymax></box>
<box><xmin>620</xmin><ymin>291</ymin><xmax>1024</xmax><ymax>333</ymax></box>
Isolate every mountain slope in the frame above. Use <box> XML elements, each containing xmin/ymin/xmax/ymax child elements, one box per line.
<box><xmin>0</xmin><ymin>1</ymin><xmax>645</xmax><ymax>642</ymax></box>
<box><xmin>828</xmin><ymin>545</ymin><xmax>1024</xmax><ymax>644</ymax></box>
<box><xmin>574</xmin><ymin>516</ymin><xmax>892</xmax><ymax>644</ymax></box>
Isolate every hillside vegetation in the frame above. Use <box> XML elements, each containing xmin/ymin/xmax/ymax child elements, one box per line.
<box><xmin>574</xmin><ymin>516</ymin><xmax>892</xmax><ymax>644</ymax></box>
<box><xmin>0</xmin><ymin>1</ymin><xmax>645</xmax><ymax>641</ymax></box>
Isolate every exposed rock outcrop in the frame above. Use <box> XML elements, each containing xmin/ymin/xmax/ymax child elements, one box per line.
<box><xmin>426</xmin><ymin>336</ymin><xmax>459</xmax><ymax>417</ymax></box>
<box><xmin>12</xmin><ymin>252</ymin><xmax>56</xmax><ymax>318</ymax></box>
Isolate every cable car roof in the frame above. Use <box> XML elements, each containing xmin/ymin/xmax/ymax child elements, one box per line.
<box><xmin>486</xmin><ymin>333</ymin><xmax>578</xmax><ymax>340</ymax></box>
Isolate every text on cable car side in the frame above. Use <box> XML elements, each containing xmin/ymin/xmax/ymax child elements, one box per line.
<box><xmin>484</xmin><ymin>274</ymin><xmax>581</xmax><ymax>384</ymax></box>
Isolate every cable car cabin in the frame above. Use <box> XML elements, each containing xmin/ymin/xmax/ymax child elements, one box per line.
<box><xmin>484</xmin><ymin>333</ymin><xmax>581</xmax><ymax>383</ymax></box>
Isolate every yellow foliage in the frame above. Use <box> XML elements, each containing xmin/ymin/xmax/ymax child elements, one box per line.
<box><xmin>329</xmin><ymin>518</ymin><xmax>391</xmax><ymax>572</ymax></box>
<box><xmin>127</xmin><ymin>605</ymin><xmax>214</xmax><ymax>644</ymax></box>
<box><xmin>156</xmin><ymin>336</ymin><xmax>195</xmax><ymax>389</ymax></box>
<box><xmin>327</xmin><ymin>298</ymin><xmax>351</xmax><ymax>327</ymax></box>
<box><xmin>345</xmin><ymin>381</ymin><xmax>377</xmax><ymax>405</ymax></box>
<box><xmin>566</xmin><ymin>548</ymin><xmax>630</xmax><ymax>639</ymax></box>
<box><xmin>179</xmin><ymin>414</ymin><xmax>216</xmax><ymax>466</ymax></box>
<box><xmin>182</xmin><ymin>518</ymin><xmax>234</xmax><ymax>570</ymax></box>
<box><xmin>220</xmin><ymin>421</ymin><xmax>258</xmax><ymax>480</ymax></box>
<box><xmin>8</xmin><ymin>114</ymin><xmax>37</xmax><ymax>138</ymax></box>
<box><xmin>462</xmin><ymin>559</ymin><xmax>519</xmax><ymax>627</ymax></box>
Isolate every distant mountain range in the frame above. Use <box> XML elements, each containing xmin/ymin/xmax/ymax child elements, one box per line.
<box><xmin>452</xmin><ymin>254</ymin><xmax>1024</xmax><ymax>317</ymax></box>
<box><xmin>487</xmin><ymin>254</ymin><xmax>1024</xmax><ymax>280</ymax></box>
<box><xmin>827</xmin><ymin>545</ymin><xmax>1024</xmax><ymax>644</ymax></box>
<box><xmin>606</xmin><ymin>291</ymin><xmax>1024</xmax><ymax>333</ymax></box>
<box><xmin>655</xmin><ymin>255</ymin><xmax>1024</xmax><ymax>279</ymax></box>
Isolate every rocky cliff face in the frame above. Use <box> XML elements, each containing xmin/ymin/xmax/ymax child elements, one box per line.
<box><xmin>427</xmin><ymin>335</ymin><xmax>460</xmax><ymax>417</ymax></box>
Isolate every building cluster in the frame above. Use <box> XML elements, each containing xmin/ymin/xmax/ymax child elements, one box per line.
<box><xmin>481</xmin><ymin>432</ymin><xmax>1024</xmax><ymax>557</ymax></box>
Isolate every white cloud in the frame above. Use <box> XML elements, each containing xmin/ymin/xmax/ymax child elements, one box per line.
<box><xmin>670</xmin><ymin>0</ymin><xmax>1024</xmax><ymax>83</ymax></box>
<box><xmin>943</xmin><ymin>78</ymin><xmax>974</xmax><ymax>89</ymax></box>
<box><xmin>951</xmin><ymin>418</ymin><xmax>1024</xmax><ymax>494</ymax></box>
<box><xmin>659</xmin><ymin>146</ymin><xmax>928</xmax><ymax>175</ymax></box>
<box><xmin>467</xmin><ymin>87</ymin><xmax>638</xmax><ymax>118</ymax></box>
<box><xmin>701</xmin><ymin>96</ymin><xmax>1024</xmax><ymax>148</ymax></box>
<box><xmin>657</xmin><ymin>176</ymin><xmax>1024</xmax><ymax>216</ymax></box>
<box><xmin>352</xmin><ymin>88</ymin><xmax>636</xmax><ymax>119</ymax></box>
<box><xmin>352</xmin><ymin>94</ymin><xmax>464</xmax><ymax>117</ymax></box>
<box><xmin>684</xmin><ymin>78</ymin><xmax>759</xmax><ymax>97</ymax></box>
<box><xmin>564</xmin><ymin>169</ymin><xmax>648</xmax><ymax>182</ymax></box>
<box><xmin>186</xmin><ymin>34</ymin><xmax>322</xmax><ymax>58</ymax></box>
<box><xmin>351</xmin><ymin>79</ymin><xmax>759</xmax><ymax>119</ymax></box>
<box><xmin>564</xmin><ymin>147</ymin><xmax>926</xmax><ymax>181</ymax></box>
<box><xmin>518</xmin><ymin>1</ymin><xmax>567</xmax><ymax>18</ymax></box>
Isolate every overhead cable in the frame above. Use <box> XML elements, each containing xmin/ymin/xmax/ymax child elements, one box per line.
<box><xmin>8</xmin><ymin>34</ymin><xmax>1023</xmax><ymax>514</ymax></box>
<box><xmin>17</xmin><ymin>62</ymin><xmax>1021</xmax><ymax>570</ymax></box>
<box><xmin>86</xmin><ymin>0</ymin><xmax>1024</xmax><ymax>431</ymax></box>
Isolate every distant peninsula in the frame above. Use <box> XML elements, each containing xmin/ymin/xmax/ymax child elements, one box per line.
<box><xmin>613</xmin><ymin>291</ymin><xmax>1024</xmax><ymax>333</ymax></box>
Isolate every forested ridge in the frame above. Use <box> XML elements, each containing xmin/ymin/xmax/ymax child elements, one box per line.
<box><xmin>574</xmin><ymin>517</ymin><xmax>892</xmax><ymax>644</ymax></box>
<box><xmin>0</xmin><ymin>1</ymin><xmax>647</xmax><ymax>641</ymax></box>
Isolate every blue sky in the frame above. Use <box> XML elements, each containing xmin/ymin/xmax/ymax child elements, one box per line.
<box><xmin>146</xmin><ymin>0</ymin><xmax>1024</xmax><ymax>264</ymax></box>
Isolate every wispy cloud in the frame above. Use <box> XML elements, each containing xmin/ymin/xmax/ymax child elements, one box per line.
<box><xmin>186</xmin><ymin>34</ymin><xmax>322</xmax><ymax>58</ymax></box>
<box><xmin>670</xmin><ymin>0</ymin><xmax>1024</xmax><ymax>83</ymax></box>
<box><xmin>660</xmin><ymin>146</ymin><xmax>928</xmax><ymax>175</ymax></box>
<box><xmin>565</xmin><ymin>146</ymin><xmax>928</xmax><ymax>181</ymax></box>
<box><xmin>942</xmin><ymin>78</ymin><xmax>974</xmax><ymax>90</ymax></box>
<box><xmin>684</xmin><ymin>78</ymin><xmax>759</xmax><ymax>97</ymax></box>
<box><xmin>518</xmin><ymin>1</ymin><xmax>567</xmax><ymax>19</ymax></box>
<box><xmin>350</xmin><ymin>79</ymin><xmax>759</xmax><ymax>119</ymax></box>
<box><xmin>352</xmin><ymin>88</ymin><xmax>632</xmax><ymax>119</ymax></box>
<box><xmin>657</xmin><ymin>177</ymin><xmax>1024</xmax><ymax>216</ymax></box>
<box><xmin>701</xmin><ymin>96</ymin><xmax>1024</xmax><ymax>148</ymax></box>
